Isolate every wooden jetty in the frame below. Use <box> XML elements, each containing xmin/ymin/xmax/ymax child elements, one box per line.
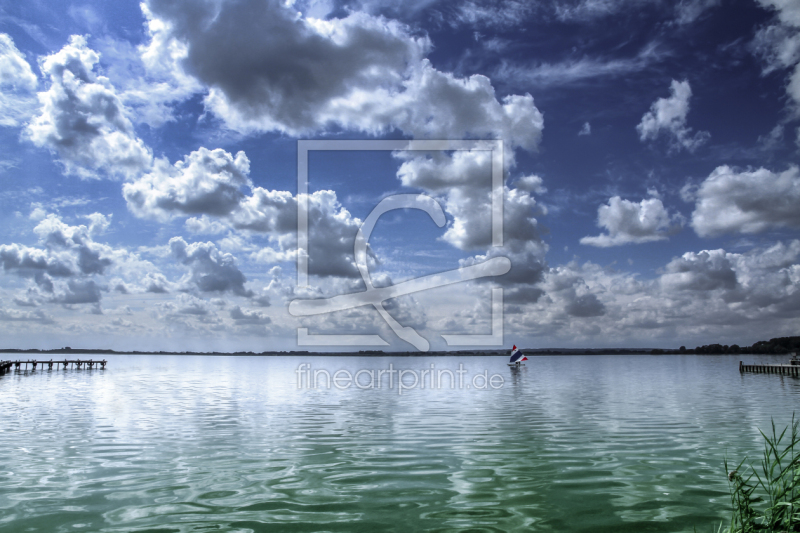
<box><xmin>0</xmin><ymin>359</ymin><xmax>106</xmax><ymax>375</ymax></box>
<box><xmin>740</xmin><ymin>361</ymin><xmax>800</xmax><ymax>377</ymax></box>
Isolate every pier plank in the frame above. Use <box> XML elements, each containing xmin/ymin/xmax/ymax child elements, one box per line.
<box><xmin>0</xmin><ymin>359</ymin><xmax>106</xmax><ymax>374</ymax></box>
<box><xmin>739</xmin><ymin>361</ymin><xmax>799</xmax><ymax>376</ymax></box>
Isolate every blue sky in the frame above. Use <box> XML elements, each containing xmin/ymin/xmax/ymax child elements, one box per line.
<box><xmin>0</xmin><ymin>0</ymin><xmax>799</xmax><ymax>351</ymax></box>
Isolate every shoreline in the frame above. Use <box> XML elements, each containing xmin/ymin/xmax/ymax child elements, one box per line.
<box><xmin>2</xmin><ymin>336</ymin><xmax>796</xmax><ymax>357</ymax></box>
<box><xmin>0</xmin><ymin>347</ymin><xmax>763</xmax><ymax>357</ymax></box>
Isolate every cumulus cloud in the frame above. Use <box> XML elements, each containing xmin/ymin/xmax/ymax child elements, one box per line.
<box><xmin>143</xmin><ymin>272</ymin><xmax>171</xmax><ymax>294</ymax></box>
<box><xmin>541</xmin><ymin>263</ymin><xmax>606</xmax><ymax>318</ymax></box>
<box><xmin>691</xmin><ymin>165</ymin><xmax>800</xmax><ymax>237</ymax></box>
<box><xmin>660</xmin><ymin>249</ymin><xmax>737</xmax><ymax>291</ymax></box>
<box><xmin>0</xmin><ymin>213</ymin><xmax>168</xmax><ymax>309</ymax></box>
<box><xmin>95</xmin><ymin>8</ymin><xmax>202</xmax><ymax>128</ymax></box>
<box><xmin>230</xmin><ymin>305</ymin><xmax>271</xmax><ymax>324</ymax></box>
<box><xmin>25</xmin><ymin>35</ymin><xmax>153</xmax><ymax>180</ymax></box>
<box><xmin>169</xmin><ymin>237</ymin><xmax>253</xmax><ymax>297</ymax></box>
<box><xmin>0</xmin><ymin>307</ymin><xmax>54</xmax><ymax>324</ymax></box>
<box><xmin>578</xmin><ymin>122</ymin><xmax>591</xmax><ymax>136</ymax></box>
<box><xmin>124</xmin><ymin>146</ymin><xmax>366</xmax><ymax>278</ymax></box>
<box><xmin>500</xmin><ymin>239</ymin><xmax>800</xmax><ymax>345</ymax></box>
<box><xmin>396</xmin><ymin>150</ymin><xmax>548</xmax><ymax>287</ymax></box>
<box><xmin>0</xmin><ymin>214</ymin><xmax>114</xmax><ymax>279</ymax></box>
<box><xmin>581</xmin><ymin>196</ymin><xmax>682</xmax><ymax>247</ymax></box>
<box><xmin>52</xmin><ymin>279</ymin><xmax>103</xmax><ymax>304</ymax></box>
<box><xmin>124</xmin><ymin>148</ymin><xmax>250</xmax><ymax>221</ymax></box>
<box><xmin>128</xmin><ymin>0</ymin><xmax>546</xmax><ymax>290</ymax></box>
<box><xmin>396</xmin><ymin>152</ymin><xmax>543</xmax><ymax>246</ymax></box>
<box><xmin>140</xmin><ymin>0</ymin><xmax>543</xmax><ymax>148</ymax></box>
<box><xmin>142</xmin><ymin>0</ymin><xmax>423</xmax><ymax>135</ymax></box>
<box><xmin>0</xmin><ymin>33</ymin><xmax>39</xmax><ymax>127</ymax></box>
<box><xmin>637</xmin><ymin>79</ymin><xmax>709</xmax><ymax>152</ymax></box>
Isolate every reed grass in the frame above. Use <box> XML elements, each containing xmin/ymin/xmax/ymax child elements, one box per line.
<box><xmin>720</xmin><ymin>415</ymin><xmax>800</xmax><ymax>532</ymax></box>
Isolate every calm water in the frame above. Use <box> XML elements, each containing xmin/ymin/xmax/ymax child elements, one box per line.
<box><xmin>1</xmin><ymin>353</ymin><xmax>798</xmax><ymax>532</ymax></box>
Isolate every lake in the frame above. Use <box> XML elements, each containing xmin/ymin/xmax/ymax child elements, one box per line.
<box><xmin>1</xmin><ymin>353</ymin><xmax>798</xmax><ymax>532</ymax></box>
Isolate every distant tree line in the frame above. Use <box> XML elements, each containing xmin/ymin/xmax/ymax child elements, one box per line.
<box><xmin>676</xmin><ymin>336</ymin><xmax>800</xmax><ymax>355</ymax></box>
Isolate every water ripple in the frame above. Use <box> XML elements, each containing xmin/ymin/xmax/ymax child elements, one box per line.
<box><xmin>0</xmin><ymin>354</ymin><xmax>798</xmax><ymax>531</ymax></box>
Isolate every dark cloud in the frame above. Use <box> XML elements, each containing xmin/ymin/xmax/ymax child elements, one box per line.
<box><xmin>565</xmin><ymin>293</ymin><xmax>606</xmax><ymax>317</ymax></box>
<box><xmin>170</xmin><ymin>237</ymin><xmax>253</xmax><ymax>296</ymax></box>
<box><xmin>142</xmin><ymin>0</ymin><xmax>543</xmax><ymax>146</ymax></box>
<box><xmin>52</xmin><ymin>279</ymin><xmax>102</xmax><ymax>304</ymax></box>
<box><xmin>230</xmin><ymin>305</ymin><xmax>271</xmax><ymax>324</ymax></box>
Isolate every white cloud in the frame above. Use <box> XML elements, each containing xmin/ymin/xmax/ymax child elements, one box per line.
<box><xmin>169</xmin><ymin>237</ymin><xmax>253</xmax><ymax>297</ymax></box>
<box><xmin>129</xmin><ymin>0</ymin><xmax>546</xmax><ymax>289</ymax></box>
<box><xmin>0</xmin><ymin>307</ymin><xmax>53</xmax><ymax>324</ymax></box>
<box><xmin>580</xmin><ymin>196</ymin><xmax>682</xmax><ymax>247</ymax></box>
<box><xmin>124</xmin><ymin>146</ymin><xmax>368</xmax><ymax>278</ymax></box>
<box><xmin>674</xmin><ymin>0</ymin><xmax>720</xmax><ymax>25</ymax></box>
<box><xmin>758</xmin><ymin>124</ymin><xmax>785</xmax><ymax>150</ymax></box>
<box><xmin>495</xmin><ymin>43</ymin><xmax>664</xmax><ymax>89</ymax></box>
<box><xmin>578</xmin><ymin>122</ymin><xmax>591</xmax><ymax>136</ymax></box>
<box><xmin>123</xmin><ymin>148</ymin><xmax>251</xmax><ymax>221</ymax></box>
<box><xmin>29</xmin><ymin>204</ymin><xmax>47</xmax><ymax>221</ymax></box>
<box><xmin>0</xmin><ymin>214</ymin><xmax>166</xmax><ymax>309</ymax></box>
<box><xmin>660</xmin><ymin>249</ymin><xmax>737</xmax><ymax>291</ymax></box>
<box><xmin>230</xmin><ymin>305</ymin><xmax>271</xmax><ymax>324</ymax></box>
<box><xmin>0</xmin><ymin>33</ymin><xmax>39</xmax><ymax>127</ymax></box>
<box><xmin>142</xmin><ymin>272</ymin><xmax>171</xmax><ymax>294</ymax></box>
<box><xmin>540</xmin><ymin>262</ymin><xmax>606</xmax><ymax>318</ymax></box>
<box><xmin>514</xmin><ymin>174</ymin><xmax>546</xmax><ymax>193</ymax></box>
<box><xmin>753</xmin><ymin>0</ymin><xmax>800</xmax><ymax>111</ymax></box>
<box><xmin>140</xmin><ymin>0</ymin><xmax>543</xmax><ymax>149</ymax></box>
<box><xmin>502</xmin><ymin>240</ymin><xmax>800</xmax><ymax>345</ymax></box>
<box><xmin>554</xmin><ymin>0</ymin><xmax>654</xmax><ymax>22</ymax></box>
<box><xmin>185</xmin><ymin>216</ymin><xmax>229</xmax><ymax>235</ymax></box>
<box><xmin>395</xmin><ymin>149</ymin><xmax>548</xmax><ymax>287</ymax></box>
<box><xmin>757</xmin><ymin>0</ymin><xmax>800</xmax><ymax>28</ymax></box>
<box><xmin>752</xmin><ymin>23</ymin><xmax>800</xmax><ymax>74</ymax></box>
<box><xmin>637</xmin><ymin>79</ymin><xmax>709</xmax><ymax>152</ymax></box>
<box><xmin>102</xmin><ymin>4</ymin><xmax>203</xmax><ymax>128</ymax></box>
<box><xmin>25</xmin><ymin>36</ymin><xmax>153</xmax><ymax>180</ymax></box>
<box><xmin>52</xmin><ymin>279</ymin><xmax>103</xmax><ymax>305</ymax></box>
<box><xmin>691</xmin><ymin>165</ymin><xmax>800</xmax><ymax>237</ymax></box>
<box><xmin>454</xmin><ymin>1</ymin><xmax>536</xmax><ymax>28</ymax></box>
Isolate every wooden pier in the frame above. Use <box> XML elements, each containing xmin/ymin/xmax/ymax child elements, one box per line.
<box><xmin>0</xmin><ymin>359</ymin><xmax>107</xmax><ymax>375</ymax></box>
<box><xmin>740</xmin><ymin>361</ymin><xmax>800</xmax><ymax>377</ymax></box>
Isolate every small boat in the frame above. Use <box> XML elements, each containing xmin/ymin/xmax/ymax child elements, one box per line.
<box><xmin>507</xmin><ymin>345</ymin><xmax>528</xmax><ymax>366</ymax></box>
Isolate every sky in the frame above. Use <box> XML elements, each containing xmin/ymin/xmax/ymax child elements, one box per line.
<box><xmin>0</xmin><ymin>0</ymin><xmax>799</xmax><ymax>352</ymax></box>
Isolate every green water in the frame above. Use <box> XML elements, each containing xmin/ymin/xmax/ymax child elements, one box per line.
<box><xmin>0</xmin><ymin>354</ymin><xmax>798</xmax><ymax>532</ymax></box>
